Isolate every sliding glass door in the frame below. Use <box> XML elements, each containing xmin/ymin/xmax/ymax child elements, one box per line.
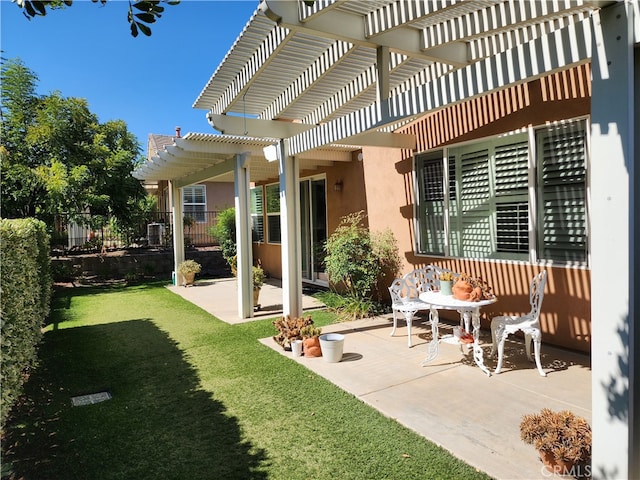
<box><xmin>300</xmin><ymin>177</ymin><xmax>327</xmax><ymax>283</ymax></box>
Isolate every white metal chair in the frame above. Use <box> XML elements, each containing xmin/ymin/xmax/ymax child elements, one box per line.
<box><xmin>388</xmin><ymin>266</ymin><xmax>437</xmax><ymax>347</ymax></box>
<box><xmin>490</xmin><ymin>270</ymin><xmax>548</xmax><ymax>376</ymax></box>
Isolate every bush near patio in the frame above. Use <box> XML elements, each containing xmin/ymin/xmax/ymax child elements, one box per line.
<box><xmin>0</xmin><ymin>218</ymin><xmax>52</xmax><ymax>428</ymax></box>
<box><xmin>321</xmin><ymin>210</ymin><xmax>402</xmax><ymax>320</ymax></box>
<box><xmin>209</xmin><ymin>207</ymin><xmax>236</xmax><ymax>270</ymax></box>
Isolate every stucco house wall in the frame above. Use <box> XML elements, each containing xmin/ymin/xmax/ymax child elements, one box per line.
<box><xmin>253</xmin><ymin>64</ymin><xmax>593</xmax><ymax>353</ymax></box>
<box><xmin>362</xmin><ymin>64</ymin><xmax>592</xmax><ymax>353</ymax></box>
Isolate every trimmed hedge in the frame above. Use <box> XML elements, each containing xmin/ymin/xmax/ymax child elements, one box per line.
<box><xmin>0</xmin><ymin>218</ymin><xmax>52</xmax><ymax>429</ymax></box>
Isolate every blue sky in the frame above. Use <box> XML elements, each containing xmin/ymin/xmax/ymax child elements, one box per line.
<box><xmin>1</xmin><ymin>0</ymin><xmax>258</xmax><ymax>151</ymax></box>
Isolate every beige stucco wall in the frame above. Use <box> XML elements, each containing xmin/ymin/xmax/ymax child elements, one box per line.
<box><xmin>254</xmin><ymin>156</ymin><xmax>368</xmax><ymax>280</ymax></box>
<box><xmin>204</xmin><ymin>181</ymin><xmax>234</xmax><ymax>211</ymax></box>
<box><xmin>252</xmin><ymin>64</ymin><xmax>593</xmax><ymax>353</ymax></box>
<box><xmin>361</xmin><ymin>64</ymin><xmax>592</xmax><ymax>352</ymax></box>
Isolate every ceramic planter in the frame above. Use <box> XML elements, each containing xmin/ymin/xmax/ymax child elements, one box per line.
<box><xmin>440</xmin><ymin>280</ymin><xmax>452</xmax><ymax>295</ymax></box>
<box><xmin>183</xmin><ymin>272</ymin><xmax>196</xmax><ymax>286</ymax></box>
<box><xmin>319</xmin><ymin>333</ymin><xmax>345</xmax><ymax>363</ymax></box>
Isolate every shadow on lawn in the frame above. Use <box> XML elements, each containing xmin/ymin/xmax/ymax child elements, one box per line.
<box><xmin>2</xmin><ymin>315</ymin><xmax>267</xmax><ymax>480</ymax></box>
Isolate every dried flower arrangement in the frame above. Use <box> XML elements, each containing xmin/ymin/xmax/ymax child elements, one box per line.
<box><xmin>520</xmin><ymin>408</ymin><xmax>592</xmax><ymax>468</ymax></box>
<box><xmin>272</xmin><ymin>315</ymin><xmax>314</xmax><ymax>351</ymax></box>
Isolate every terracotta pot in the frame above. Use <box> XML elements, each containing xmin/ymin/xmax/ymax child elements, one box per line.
<box><xmin>539</xmin><ymin>450</ymin><xmax>575</xmax><ymax>476</ymax></box>
<box><xmin>302</xmin><ymin>337</ymin><xmax>322</xmax><ymax>357</ymax></box>
<box><xmin>183</xmin><ymin>272</ymin><xmax>196</xmax><ymax>286</ymax></box>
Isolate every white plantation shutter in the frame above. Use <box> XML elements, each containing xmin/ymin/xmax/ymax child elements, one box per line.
<box><xmin>537</xmin><ymin>122</ymin><xmax>587</xmax><ymax>263</ymax></box>
<box><xmin>416</xmin><ymin>153</ymin><xmax>446</xmax><ymax>255</ymax></box>
<box><xmin>182</xmin><ymin>185</ymin><xmax>206</xmax><ymax>222</ymax></box>
<box><xmin>415</xmin><ymin>120</ymin><xmax>587</xmax><ymax>264</ymax></box>
<box><xmin>495</xmin><ymin>142</ymin><xmax>529</xmax><ymax>195</ymax></box>
<box><xmin>457</xmin><ymin>148</ymin><xmax>491</xmax><ymax>257</ymax></box>
<box><xmin>495</xmin><ymin>141</ymin><xmax>529</xmax><ymax>255</ymax></box>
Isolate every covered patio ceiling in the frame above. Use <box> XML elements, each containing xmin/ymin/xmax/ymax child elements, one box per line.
<box><xmin>135</xmin><ymin>132</ymin><xmax>353</xmax><ymax>187</ymax></box>
<box><xmin>134</xmin><ymin>0</ymin><xmax>603</xmax><ymax>186</ymax></box>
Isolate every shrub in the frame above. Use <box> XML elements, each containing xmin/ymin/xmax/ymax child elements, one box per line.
<box><xmin>0</xmin><ymin>218</ymin><xmax>52</xmax><ymax>428</ymax></box>
<box><xmin>209</xmin><ymin>207</ymin><xmax>236</xmax><ymax>269</ymax></box>
<box><xmin>323</xmin><ymin>211</ymin><xmax>402</xmax><ymax>318</ymax></box>
<box><xmin>324</xmin><ymin>211</ymin><xmax>379</xmax><ymax>299</ymax></box>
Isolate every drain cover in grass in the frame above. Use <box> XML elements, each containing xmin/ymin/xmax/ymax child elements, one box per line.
<box><xmin>71</xmin><ymin>391</ymin><xmax>112</xmax><ymax>407</ymax></box>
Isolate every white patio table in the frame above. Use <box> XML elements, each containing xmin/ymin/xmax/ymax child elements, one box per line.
<box><xmin>418</xmin><ymin>290</ymin><xmax>497</xmax><ymax>376</ymax></box>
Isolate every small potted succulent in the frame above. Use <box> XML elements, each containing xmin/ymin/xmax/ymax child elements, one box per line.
<box><xmin>252</xmin><ymin>264</ymin><xmax>266</xmax><ymax>309</ymax></box>
<box><xmin>300</xmin><ymin>324</ymin><xmax>323</xmax><ymax>357</ymax></box>
<box><xmin>520</xmin><ymin>408</ymin><xmax>592</xmax><ymax>476</ymax></box>
<box><xmin>177</xmin><ymin>259</ymin><xmax>201</xmax><ymax>287</ymax></box>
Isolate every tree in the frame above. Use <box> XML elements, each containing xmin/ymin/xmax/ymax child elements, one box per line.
<box><xmin>14</xmin><ymin>0</ymin><xmax>180</xmax><ymax>37</ymax></box>
<box><xmin>1</xmin><ymin>58</ymin><xmax>146</xmax><ymax>231</ymax></box>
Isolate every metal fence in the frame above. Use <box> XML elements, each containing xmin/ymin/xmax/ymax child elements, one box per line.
<box><xmin>52</xmin><ymin>211</ymin><xmax>220</xmax><ymax>253</ymax></box>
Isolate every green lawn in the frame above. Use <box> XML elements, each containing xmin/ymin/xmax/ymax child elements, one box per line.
<box><xmin>2</xmin><ymin>281</ymin><xmax>491</xmax><ymax>480</ymax></box>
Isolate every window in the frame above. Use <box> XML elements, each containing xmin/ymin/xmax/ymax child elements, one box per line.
<box><xmin>183</xmin><ymin>185</ymin><xmax>206</xmax><ymax>222</ymax></box>
<box><xmin>536</xmin><ymin>123</ymin><xmax>588</xmax><ymax>263</ymax></box>
<box><xmin>416</xmin><ymin>152</ymin><xmax>446</xmax><ymax>255</ymax></box>
<box><xmin>265</xmin><ymin>183</ymin><xmax>281</xmax><ymax>244</ymax></box>
<box><xmin>416</xmin><ymin>119</ymin><xmax>587</xmax><ymax>265</ymax></box>
<box><xmin>250</xmin><ymin>186</ymin><xmax>264</xmax><ymax>242</ymax></box>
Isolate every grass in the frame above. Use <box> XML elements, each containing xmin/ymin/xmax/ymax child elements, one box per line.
<box><xmin>2</xmin><ymin>281</ymin><xmax>491</xmax><ymax>480</ymax></box>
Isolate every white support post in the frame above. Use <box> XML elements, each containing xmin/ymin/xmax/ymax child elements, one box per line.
<box><xmin>376</xmin><ymin>45</ymin><xmax>390</xmax><ymax>122</ymax></box>
<box><xmin>590</xmin><ymin>3</ymin><xmax>638</xmax><ymax>478</ymax></box>
<box><xmin>278</xmin><ymin>139</ymin><xmax>303</xmax><ymax>318</ymax></box>
<box><xmin>169</xmin><ymin>180</ymin><xmax>185</xmax><ymax>285</ymax></box>
<box><xmin>235</xmin><ymin>153</ymin><xmax>253</xmax><ymax>319</ymax></box>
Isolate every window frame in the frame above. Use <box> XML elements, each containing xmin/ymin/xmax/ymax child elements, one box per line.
<box><xmin>414</xmin><ymin>118</ymin><xmax>589</xmax><ymax>267</ymax></box>
<box><xmin>182</xmin><ymin>185</ymin><xmax>207</xmax><ymax>223</ymax></box>
<box><xmin>250</xmin><ymin>185</ymin><xmax>264</xmax><ymax>243</ymax></box>
<box><xmin>265</xmin><ymin>183</ymin><xmax>281</xmax><ymax>244</ymax></box>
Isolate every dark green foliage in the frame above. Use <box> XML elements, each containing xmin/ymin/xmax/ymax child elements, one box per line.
<box><xmin>15</xmin><ymin>0</ymin><xmax>181</xmax><ymax>37</ymax></box>
<box><xmin>0</xmin><ymin>218</ymin><xmax>52</xmax><ymax>428</ymax></box>
<box><xmin>1</xmin><ymin>58</ymin><xmax>147</xmax><ymax>235</ymax></box>
<box><xmin>323</xmin><ymin>211</ymin><xmax>401</xmax><ymax>319</ymax></box>
<box><xmin>209</xmin><ymin>207</ymin><xmax>236</xmax><ymax>268</ymax></box>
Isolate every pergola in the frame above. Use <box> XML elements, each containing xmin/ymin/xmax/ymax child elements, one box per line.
<box><xmin>133</xmin><ymin>1</ymin><xmax>638</xmax><ymax>476</ymax></box>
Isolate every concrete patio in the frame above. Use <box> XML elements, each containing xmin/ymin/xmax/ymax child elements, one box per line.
<box><xmin>167</xmin><ymin>277</ymin><xmax>592</xmax><ymax>480</ymax></box>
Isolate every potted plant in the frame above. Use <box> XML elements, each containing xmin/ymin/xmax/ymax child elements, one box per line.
<box><xmin>300</xmin><ymin>324</ymin><xmax>322</xmax><ymax>357</ymax></box>
<box><xmin>439</xmin><ymin>270</ymin><xmax>454</xmax><ymax>296</ymax></box>
<box><xmin>252</xmin><ymin>264</ymin><xmax>265</xmax><ymax>309</ymax></box>
<box><xmin>520</xmin><ymin>408</ymin><xmax>592</xmax><ymax>475</ymax></box>
<box><xmin>177</xmin><ymin>259</ymin><xmax>201</xmax><ymax>286</ymax></box>
<box><xmin>273</xmin><ymin>315</ymin><xmax>314</xmax><ymax>351</ymax></box>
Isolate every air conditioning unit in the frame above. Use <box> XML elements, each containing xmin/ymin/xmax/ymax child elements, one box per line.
<box><xmin>147</xmin><ymin>223</ymin><xmax>165</xmax><ymax>246</ymax></box>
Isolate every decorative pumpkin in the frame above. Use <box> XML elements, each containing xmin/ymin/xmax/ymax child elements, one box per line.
<box><xmin>453</xmin><ymin>279</ymin><xmax>482</xmax><ymax>302</ymax></box>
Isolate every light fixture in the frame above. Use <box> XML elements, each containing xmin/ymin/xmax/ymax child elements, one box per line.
<box><xmin>333</xmin><ymin>180</ymin><xmax>343</xmax><ymax>192</ymax></box>
<box><xmin>263</xmin><ymin>144</ymin><xmax>278</xmax><ymax>162</ymax></box>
